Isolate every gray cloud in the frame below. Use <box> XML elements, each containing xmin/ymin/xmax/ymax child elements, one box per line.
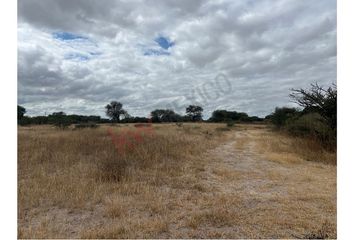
<box><xmin>18</xmin><ymin>0</ymin><xmax>336</xmax><ymax>118</ymax></box>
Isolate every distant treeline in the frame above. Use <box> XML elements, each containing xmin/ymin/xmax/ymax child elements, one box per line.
<box><xmin>18</xmin><ymin>82</ymin><xmax>337</xmax><ymax>152</ymax></box>
<box><xmin>18</xmin><ymin>111</ymin><xmax>111</xmax><ymax>125</ymax></box>
<box><xmin>17</xmin><ymin>108</ymin><xmax>264</xmax><ymax>125</ymax></box>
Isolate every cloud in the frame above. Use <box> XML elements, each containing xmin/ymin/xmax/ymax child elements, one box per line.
<box><xmin>18</xmin><ymin>0</ymin><xmax>336</xmax><ymax>118</ymax></box>
<box><xmin>64</xmin><ymin>53</ymin><xmax>90</xmax><ymax>61</ymax></box>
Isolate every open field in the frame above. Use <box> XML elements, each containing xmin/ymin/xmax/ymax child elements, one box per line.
<box><xmin>18</xmin><ymin>123</ymin><xmax>336</xmax><ymax>238</ymax></box>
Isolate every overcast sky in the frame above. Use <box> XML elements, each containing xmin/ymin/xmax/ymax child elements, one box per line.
<box><xmin>18</xmin><ymin>0</ymin><xmax>336</xmax><ymax>118</ymax></box>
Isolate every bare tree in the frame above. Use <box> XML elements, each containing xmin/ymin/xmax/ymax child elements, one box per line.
<box><xmin>290</xmin><ymin>83</ymin><xmax>336</xmax><ymax>130</ymax></box>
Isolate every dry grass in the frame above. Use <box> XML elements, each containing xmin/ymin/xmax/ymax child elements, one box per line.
<box><xmin>18</xmin><ymin>123</ymin><xmax>336</xmax><ymax>238</ymax></box>
<box><xmin>227</xmin><ymin>125</ymin><xmax>336</xmax><ymax>238</ymax></box>
<box><xmin>235</xmin><ymin>126</ymin><xmax>337</xmax><ymax>165</ymax></box>
<box><xmin>18</xmin><ymin>123</ymin><xmax>229</xmax><ymax>238</ymax></box>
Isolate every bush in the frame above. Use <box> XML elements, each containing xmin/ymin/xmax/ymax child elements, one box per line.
<box><xmin>18</xmin><ymin>116</ymin><xmax>31</xmax><ymax>126</ymax></box>
<box><xmin>269</xmin><ymin>83</ymin><xmax>337</xmax><ymax>151</ymax></box>
<box><xmin>285</xmin><ymin>113</ymin><xmax>336</xmax><ymax>150</ymax></box>
<box><xmin>270</xmin><ymin>107</ymin><xmax>299</xmax><ymax>128</ymax></box>
<box><xmin>209</xmin><ymin>110</ymin><xmax>249</xmax><ymax>122</ymax></box>
<box><xmin>286</xmin><ymin>113</ymin><xmax>326</xmax><ymax>135</ymax></box>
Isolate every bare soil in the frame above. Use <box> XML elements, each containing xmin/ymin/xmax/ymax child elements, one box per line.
<box><xmin>189</xmin><ymin>128</ymin><xmax>336</xmax><ymax>238</ymax></box>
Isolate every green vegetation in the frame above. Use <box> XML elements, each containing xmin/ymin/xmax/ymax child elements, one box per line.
<box><xmin>105</xmin><ymin>101</ymin><xmax>128</xmax><ymax>122</ymax></box>
<box><xmin>18</xmin><ymin>105</ymin><xmax>26</xmax><ymax>121</ymax></box>
<box><xmin>266</xmin><ymin>83</ymin><xmax>337</xmax><ymax>150</ymax></box>
<box><xmin>186</xmin><ymin>105</ymin><xmax>203</xmax><ymax>122</ymax></box>
<box><xmin>209</xmin><ymin>110</ymin><xmax>263</xmax><ymax>123</ymax></box>
<box><xmin>150</xmin><ymin>109</ymin><xmax>182</xmax><ymax>122</ymax></box>
<box><xmin>18</xmin><ymin>103</ymin><xmax>263</xmax><ymax>126</ymax></box>
<box><xmin>18</xmin><ymin>111</ymin><xmax>109</xmax><ymax>126</ymax></box>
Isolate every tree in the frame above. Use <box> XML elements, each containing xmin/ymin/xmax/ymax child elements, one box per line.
<box><xmin>290</xmin><ymin>83</ymin><xmax>337</xmax><ymax>130</ymax></box>
<box><xmin>52</xmin><ymin>111</ymin><xmax>66</xmax><ymax>116</ymax></box>
<box><xmin>208</xmin><ymin>110</ymin><xmax>254</xmax><ymax>122</ymax></box>
<box><xmin>18</xmin><ymin>105</ymin><xmax>26</xmax><ymax>121</ymax></box>
<box><xmin>47</xmin><ymin>111</ymin><xmax>70</xmax><ymax>128</ymax></box>
<box><xmin>269</xmin><ymin>107</ymin><xmax>299</xmax><ymax>128</ymax></box>
<box><xmin>209</xmin><ymin>110</ymin><xmax>228</xmax><ymax>122</ymax></box>
<box><xmin>186</xmin><ymin>105</ymin><xmax>203</xmax><ymax>122</ymax></box>
<box><xmin>105</xmin><ymin>101</ymin><xmax>127</xmax><ymax>122</ymax></box>
<box><xmin>151</xmin><ymin>109</ymin><xmax>180</xmax><ymax>122</ymax></box>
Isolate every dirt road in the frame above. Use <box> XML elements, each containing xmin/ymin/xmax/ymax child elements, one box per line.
<box><xmin>185</xmin><ymin>127</ymin><xmax>337</xmax><ymax>238</ymax></box>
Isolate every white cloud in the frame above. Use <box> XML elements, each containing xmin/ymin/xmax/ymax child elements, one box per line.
<box><xmin>18</xmin><ymin>0</ymin><xmax>336</xmax><ymax>118</ymax></box>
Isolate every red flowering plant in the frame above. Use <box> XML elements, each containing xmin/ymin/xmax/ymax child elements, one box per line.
<box><xmin>107</xmin><ymin>118</ymin><xmax>154</xmax><ymax>154</ymax></box>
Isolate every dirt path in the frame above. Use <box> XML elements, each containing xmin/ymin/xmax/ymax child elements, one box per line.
<box><xmin>191</xmin><ymin>127</ymin><xmax>337</xmax><ymax>238</ymax></box>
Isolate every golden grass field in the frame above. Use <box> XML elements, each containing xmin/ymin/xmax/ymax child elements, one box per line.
<box><xmin>18</xmin><ymin>123</ymin><xmax>336</xmax><ymax>238</ymax></box>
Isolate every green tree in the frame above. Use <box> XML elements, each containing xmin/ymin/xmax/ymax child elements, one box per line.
<box><xmin>270</xmin><ymin>107</ymin><xmax>299</xmax><ymax>128</ymax></box>
<box><xmin>48</xmin><ymin>112</ymin><xmax>70</xmax><ymax>128</ymax></box>
<box><xmin>209</xmin><ymin>110</ymin><xmax>253</xmax><ymax>122</ymax></box>
<box><xmin>186</xmin><ymin>105</ymin><xmax>203</xmax><ymax>122</ymax></box>
<box><xmin>52</xmin><ymin>111</ymin><xmax>66</xmax><ymax>116</ymax></box>
<box><xmin>18</xmin><ymin>105</ymin><xmax>26</xmax><ymax>121</ymax></box>
<box><xmin>151</xmin><ymin>109</ymin><xmax>180</xmax><ymax>122</ymax></box>
<box><xmin>105</xmin><ymin>101</ymin><xmax>127</xmax><ymax>122</ymax></box>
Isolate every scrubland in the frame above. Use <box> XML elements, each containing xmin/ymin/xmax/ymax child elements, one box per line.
<box><xmin>18</xmin><ymin>123</ymin><xmax>336</xmax><ymax>238</ymax></box>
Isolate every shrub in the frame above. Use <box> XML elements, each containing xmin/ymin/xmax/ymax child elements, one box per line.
<box><xmin>18</xmin><ymin>116</ymin><xmax>31</xmax><ymax>126</ymax></box>
<box><xmin>285</xmin><ymin>113</ymin><xmax>336</xmax><ymax>150</ymax></box>
<box><xmin>209</xmin><ymin>110</ymin><xmax>249</xmax><ymax>122</ymax></box>
<box><xmin>286</xmin><ymin>113</ymin><xmax>325</xmax><ymax>135</ymax></box>
<box><xmin>270</xmin><ymin>107</ymin><xmax>299</xmax><ymax>128</ymax></box>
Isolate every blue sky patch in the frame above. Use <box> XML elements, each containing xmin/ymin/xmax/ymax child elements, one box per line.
<box><xmin>141</xmin><ymin>36</ymin><xmax>174</xmax><ymax>56</ymax></box>
<box><xmin>144</xmin><ymin>49</ymin><xmax>170</xmax><ymax>56</ymax></box>
<box><xmin>52</xmin><ymin>31</ymin><xmax>101</xmax><ymax>61</ymax></box>
<box><xmin>53</xmin><ymin>32</ymin><xmax>89</xmax><ymax>41</ymax></box>
<box><xmin>155</xmin><ymin>36</ymin><xmax>174</xmax><ymax>49</ymax></box>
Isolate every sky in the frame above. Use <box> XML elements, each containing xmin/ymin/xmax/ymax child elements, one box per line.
<box><xmin>17</xmin><ymin>0</ymin><xmax>336</xmax><ymax>118</ymax></box>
